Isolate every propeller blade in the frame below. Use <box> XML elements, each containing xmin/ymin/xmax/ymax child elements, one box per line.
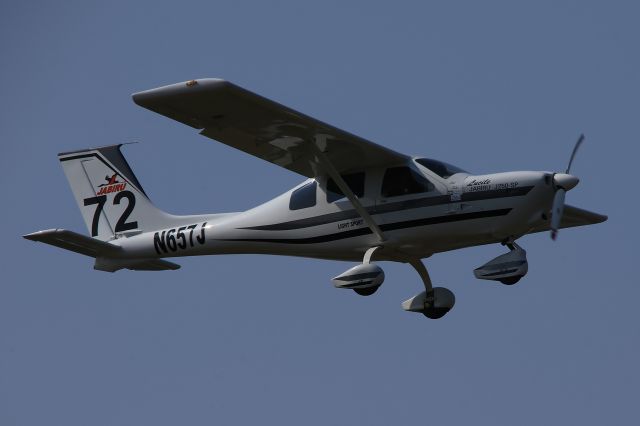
<box><xmin>565</xmin><ymin>134</ymin><xmax>585</xmax><ymax>174</ymax></box>
<box><xmin>550</xmin><ymin>188</ymin><xmax>566</xmax><ymax>240</ymax></box>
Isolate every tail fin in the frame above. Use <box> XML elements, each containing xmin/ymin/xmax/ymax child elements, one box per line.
<box><xmin>59</xmin><ymin>144</ymin><xmax>176</xmax><ymax>241</ymax></box>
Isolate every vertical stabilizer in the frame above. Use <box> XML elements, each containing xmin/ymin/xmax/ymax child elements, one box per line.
<box><xmin>58</xmin><ymin>144</ymin><xmax>176</xmax><ymax>240</ymax></box>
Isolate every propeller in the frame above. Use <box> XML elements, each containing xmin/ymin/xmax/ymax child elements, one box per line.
<box><xmin>550</xmin><ymin>134</ymin><xmax>584</xmax><ymax>240</ymax></box>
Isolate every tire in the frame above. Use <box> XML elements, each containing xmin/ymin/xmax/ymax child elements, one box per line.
<box><xmin>353</xmin><ymin>286</ymin><xmax>379</xmax><ymax>296</ymax></box>
<box><xmin>422</xmin><ymin>287</ymin><xmax>455</xmax><ymax>319</ymax></box>
<box><xmin>499</xmin><ymin>276</ymin><xmax>522</xmax><ymax>285</ymax></box>
<box><xmin>422</xmin><ymin>307</ymin><xmax>451</xmax><ymax>319</ymax></box>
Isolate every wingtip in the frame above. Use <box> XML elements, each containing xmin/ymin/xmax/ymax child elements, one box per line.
<box><xmin>23</xmin><ymin>229</ymin><xmax>61</xmax><ymax>241</ymax></box>
<box><xmin>131</xmin><ymin>78</ymin><xmax>228</xmax><ymax>105</ymax></box>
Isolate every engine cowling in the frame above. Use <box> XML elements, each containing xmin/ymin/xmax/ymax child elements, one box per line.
<box><xmin>332</xmin><ymin>263</ymin><xmax>385</xmax><ymax>291</ymax></box>
<box><xmin>474</xmin><ymin>246</ymin><xmax>528</xmax><ymax>285</ymax></box>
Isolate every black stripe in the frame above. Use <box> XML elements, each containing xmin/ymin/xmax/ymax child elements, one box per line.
<box><xmin>338</xmin><ymin>280</ymin><xmax>376</xmax><ymax>288</ymax></box>
<box><xmin>333</xmin><ymin>272</ymin><xmax>381</xmax><ymax>282</ymax></box>
<box><xmin>373</xmin><ymin>194</ymin><xmax>452</xmax><ymax>214</ymax></box>
<box><xmin>480</xmin><ymin>268</ymin><xmax>520</xmax><ymax>277</ymax></box>
<box><xmin>245</xmin><ymin>209</ymin><xmax>362</xmax><ymax>231</ymax></box>
<box><xmin>480</xmin><ymin>260</ymin><xmax>527</xmax><ymax>270</ymax></box>
<box><xmin>231</xmin><ymin>227</ymin><xmax>372</xmax><ymax>244</ymax></box>
<box><xmin>58</xmin><ymin>143</ymin><xmax>123</xmax><ymax>156</ymax></box>
<box><xmin>380</xmin><ymin>209</ymin><xmax>511</xmax><ymax>232</ymax></box>
<box><xmin>242</xmin><ymin>187</ymin><xmax>532</xmax><ymax>231</ymax></box>
<box><xmin>461</xmin><ymin>186</ymin><xmax>532</xmax><ymax>201</ymax></box>
<box><xmin>59</xmin><ymin>153</ymin><xmax>96</xmax><ymax>162</ymax></box>
<box><xmin>220</xmin><ymin>208</ymin><xmax>511</xmax><ymax>245</ymax></box>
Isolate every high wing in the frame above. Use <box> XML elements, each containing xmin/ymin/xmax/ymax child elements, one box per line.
<box><xmin>132</xmin><ymin>79</ymin><xmax>409</xmax><ymax>178</ymax></box>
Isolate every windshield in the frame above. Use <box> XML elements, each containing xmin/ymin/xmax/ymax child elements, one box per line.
<box><xmin>415</xmin><ymin>158</ymin><xmax>469</xmax><ymax>179</ymax></box>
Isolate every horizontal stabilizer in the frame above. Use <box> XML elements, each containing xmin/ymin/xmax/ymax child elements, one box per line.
<box><xmin>559</xmin><ymin>205</ymin><xmax>608</xmax><ymax>227</ymax></box>
<box><xmin>23</xmin><ymin>229</ymin><xmax>180</xmax><ymax>272</ymax></box>
<box><xmin>23</xmin><ymin>229</ymin><xmax>121</xmax><ymax>257</ymax></box>
<box><xmin>529</xmin><ymin>205</ymin><xmax>607</xmax><ymax>234</ymax></box>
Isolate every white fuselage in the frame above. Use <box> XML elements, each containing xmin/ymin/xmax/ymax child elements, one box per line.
<box><xmin>114</xmin><ymin>159</ymin><xmax>555</xmax><ymax>263</ymax></box>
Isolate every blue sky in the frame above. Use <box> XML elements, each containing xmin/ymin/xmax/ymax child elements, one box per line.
<box><xmin>1</xmin><ymin>1</ymin><xmax>637</xmax><ymax>425</ymax></box>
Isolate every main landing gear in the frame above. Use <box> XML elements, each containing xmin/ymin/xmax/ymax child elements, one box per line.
<box><xmin>332</xmin><ymin>247</ymin><xmax>455</xmax><ymax>319</ymax></box>
<box><xmin>401</xmin><ymin>259</ymin><xmax>455</xmax><ymax>319</ymax></box>
<box><xmin>332</xmin><ymin>247</ymin><xmax>385</xmax><ymax>296</ymax></box>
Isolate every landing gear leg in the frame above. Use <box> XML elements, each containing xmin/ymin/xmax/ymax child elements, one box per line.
<box><xmin>363</xmin><ymin>246</ymin><xmax>381</xmax><ymax>264</ymax></box>
<box><xmin>502</xmin><ymin>242</ymin><xmax>525</xmax><ymax>285</ymax></box>
<box><xmin>409</xmin><ymin>258</ymin><xmax>434</xmax><ymax>303</ymax></box>
<box><xmin>402</xmin><ymin>259</ymin><xmax>455</xmax><ymax>319</ymax></box>
<box><xmin>503</xmin><ymin>239</ymin><xmax>521</xmax><ymax>252</ymax></box>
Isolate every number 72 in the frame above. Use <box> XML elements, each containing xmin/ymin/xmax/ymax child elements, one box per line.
<box><xmin>83</xmin><ymin>191</ymin><xmax>138</xmax><ymax>236</ymax></box>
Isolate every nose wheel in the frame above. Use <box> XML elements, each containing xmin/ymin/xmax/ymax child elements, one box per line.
<box><xmin>402</xmin><ymin>259</ymin><xmax>455</xmax><ymax>319</ymax></box>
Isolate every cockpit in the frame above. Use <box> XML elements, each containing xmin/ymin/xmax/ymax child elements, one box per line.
<box><xmin>287</xmin><ymin>158</ymin><xmax>469</xmax><ymax>211</ymax></box>
<box><xmin>415</xmin><ymin>158</ymin><xmax>469</xmax><ymax>179</ymax></box>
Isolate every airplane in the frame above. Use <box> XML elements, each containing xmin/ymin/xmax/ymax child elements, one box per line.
<box><xmin>24</xmin><ymin>78</ymin><xmax>607</xmax><ymax>319</ymax></box>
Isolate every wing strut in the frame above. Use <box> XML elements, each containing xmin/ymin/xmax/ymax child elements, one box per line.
<box><xmin>309</xmin><ymin>135</ymin><xmax>386</xmax><ymax>243</ymax></box>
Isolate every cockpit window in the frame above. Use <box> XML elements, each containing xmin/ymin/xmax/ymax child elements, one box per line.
<box><xmin>289</xmin><ymin>181</ymin><xmax>317</xmax><ymax>210</ymax></box>
<box><xmin>415</xmin><ymin>158</ymin><xmax>468</xmax><ymax>179</ymax></box>
<box><xmin>381</xmin><ymin>167</ymin><xmax>434</xmax><ymax>198</ymax></box>
<box><xmin>327</xmin><ymin>172</ymin><xmax>365</xmax><ymax>203</ymax></box>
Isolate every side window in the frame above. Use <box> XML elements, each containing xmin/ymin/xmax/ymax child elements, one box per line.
<box><xmin>289</xmin><ymin>181</ymin><xmax>317</xmax><ymax>210</ymax></box>
<box><xmin>326</xmin><ymin>172</ymin><xmax>365</xmax><ymax>203</ymax></box>
<box><xmin>381</xmin><ymin>167</ymin><xmax>434</xmax><ymax>198</ymax></box>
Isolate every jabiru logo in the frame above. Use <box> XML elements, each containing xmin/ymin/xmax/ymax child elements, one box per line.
<box><xmin>96</xmin><ymin>173</ymin><xmax>127</xmax><ymax>195</ymax></box>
